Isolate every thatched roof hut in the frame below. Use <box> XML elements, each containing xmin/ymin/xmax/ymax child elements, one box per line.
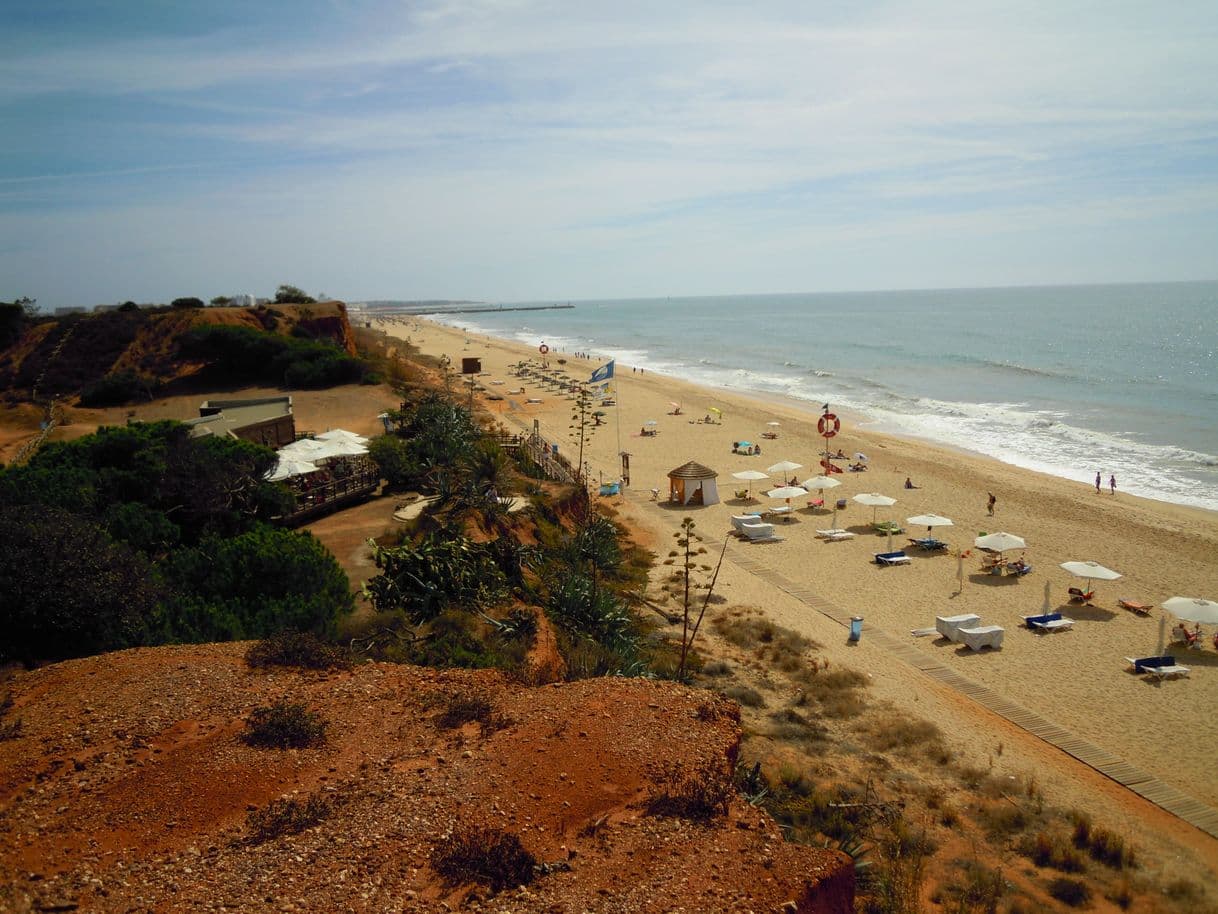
<box><xmin>667</xmin><ymin>461</ymin><xmax>719</xmax><ymax>506</ymax></box>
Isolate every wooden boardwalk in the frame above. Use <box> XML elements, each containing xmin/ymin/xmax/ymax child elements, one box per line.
<box><xmin>630</xmin><ymin>492</ymin><xmax>1218</xmax><ymax>840</ymax></box>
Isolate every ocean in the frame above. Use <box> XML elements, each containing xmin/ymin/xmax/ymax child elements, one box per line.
<box><xmin>425</xmin><ymin>282</ymin><xmax>1218</xmax><ymax>512</ymax></box>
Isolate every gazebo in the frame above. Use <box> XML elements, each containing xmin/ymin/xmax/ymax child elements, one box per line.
<box><xmin>667</xmin><ymin>461</ymin><xmax>720</xmax><ymax>506</ymax></box>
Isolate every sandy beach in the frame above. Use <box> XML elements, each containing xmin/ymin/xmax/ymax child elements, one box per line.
<box><xmin>377</xmin><ymin>314</ymin><xmax>1218</xmax><ymax>859</ymax></box>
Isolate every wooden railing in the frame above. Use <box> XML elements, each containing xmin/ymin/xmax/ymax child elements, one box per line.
<box><xmin>279</xmin><ymin>468</ymin><xmax>381</xmax><ymax>525</ymax></box>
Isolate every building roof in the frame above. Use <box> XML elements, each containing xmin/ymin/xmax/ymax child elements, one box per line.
<box><xmin>667</xmin><ymin>460</ymin><xmax>717</xmax><ymax>479</ymax></box>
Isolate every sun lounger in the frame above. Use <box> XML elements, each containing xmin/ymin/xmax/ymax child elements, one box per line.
<box><xmin>1125</xmin><ymin>656</ymin><xmax>1190</xmax><ymax>679</ymax></box>
<box><xmin>807</xmin><ymin>497</ymin><xmax>825</xmax><ymax>509</ymax></box>
<box><xmin>1023</xmin><ymin>612</ymin><xmax>1075</xmax><ymax>633</ymax></box>
<box><xmin>958</xmin><ymin>624</ymin><xmax>1004</xmax><ymax>651</ymax></box>
<box><xmin>816</xmin><ymin>529</ymin><xmax>855</xmax><ymax>541</ymax></box>
<box><xmin>1118</xmin><ymin>598</ymin><xmax>1153</xmax><ymax>616</ymax></box>
<box><xmin>873</xmin><ymin>521</ymin><xmax>903</xmax><ymax>535</ymax></box>
<box><xmin>731</xmin><ymin>513</ymin><xmax>763</xmax><ymax>532</ymax></box>
<box><xmin>874</xmin><ymin>550</ymin><xmax>910</xmax><ymax>566</ymax></box>
<box><xmin>909</xmin><ymin>537</ymin><xmax>948</xmax><ymax>551</ymax></box>
<box><xmin>936</xmin><ymin>614</ymin><xmax>981</xmax><ymax>642</ymax></box>
<box><xmin>1067</xmin><ymin>587</ymin><xmax>1095</xmax><ymax>604</ymax></box>
<box><xmin>740</xmin><ymin>521</ymin><xmax>781</xmax><ymax>542</ymax></box>
<box><xmin>765</xmin><ymin>505</ymin><xmax>793</xmax><ymax>521</ymax></box>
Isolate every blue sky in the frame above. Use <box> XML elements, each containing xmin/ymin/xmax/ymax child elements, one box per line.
<box><xmin>3</xmin><ymin>0</ymin><xmax>1217</xmax><ymax>308</ymax></box>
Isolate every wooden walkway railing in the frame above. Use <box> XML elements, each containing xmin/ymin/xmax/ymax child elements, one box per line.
<box><xmin>279</xmin><ymin>469</ymin><xmax>381</xmax><ymax>525</ymax></box>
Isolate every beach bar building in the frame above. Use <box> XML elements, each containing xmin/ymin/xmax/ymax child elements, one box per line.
<box><xmin>667</xmin><ymin>461</ymin><xmax>720</xmax><ymax>506</ymax></box>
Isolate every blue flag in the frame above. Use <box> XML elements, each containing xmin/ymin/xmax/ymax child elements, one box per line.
<box><xmin>589</xmin><ymin>360</ymin><xmax>615</xmax><ymax>384</ymax></box>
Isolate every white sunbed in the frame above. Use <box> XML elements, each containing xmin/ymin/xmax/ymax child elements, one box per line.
<box><xmin>936</xmin><ymin>614</ymin><xmax>981</xmax><ymax>643</ymax></box>
<box><xmin>731</xmin><ymin>514</ymin><xmax>763</xmax><ymax>532</ymax></box>
<box><xmin>740</xmin><ymin>522</ymin><xmax>782</xmax><ymax>542</ymax></box>
<box><xmin>765</xmin><ymin>505</ymin><xmax>794</xmax><ymax>520</ymax></box>
<box><xmin>958</xmin><ymin>624</ymin><xmax>1005</xmax><ymax>651</ymax></box>
<box><xmin>816</xmin><ymin>529</ymin><xmax>855</xmax><ymax>541</ymax></box>
<box><xmin>1124</xmin><ymin>656</ymin><xmax>1191</xmax><ymax>679</ymax></box>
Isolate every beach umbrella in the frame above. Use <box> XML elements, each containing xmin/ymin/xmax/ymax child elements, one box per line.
<box><xmin>265</xmin><ymin>456</ymin><xmax>321</xmax><ymax>482</ymax></box>
<box><xmin>1162</xmin><ymin>597</ymin><xmax>1218</xmax><ymax>625</ymax></box>
<box><xmin>708</xmin><ymin>407</ymin><xmax>722</xmax><ymax>422</ymax></box>
<box><xmin>767</xmin><ymin>460</ymin><xmax>803</xmax><ymax>483</ymax></box>
<box><xmin>1059</xmin><ymin>561</ymin><xmax>1121</xmax><ymax>597</ymax></box>
<box><xmin>853</xmin><ymin>492</ymin><xmax>896</xmax><ymax>522</ymax></box>
<box><xmin>732</xmin><ymin>469</ymin><xmax>770</xmax><ymax>499</ymax></box>
<box><xmin>767</xmin><ymin>421</ymin><xmax>780</xmax><ymax>427</ymax></box>
<box><xmin>645</xmin><ymin>419</ymin><xmax>657</xmax><ymax>426</ymax></box>
<box><xmin>974</xmin><ymin>532</ymin><xmax>1027</xmax><ymax>552</ymax></box>
<box><xmin>317</xmin><ymin>429</ymin><xmax>370</xmax><ymax>445</ymax></box>
<box><xmin>907</xmin><ymin>514</ymin><xmax>954</xmax><ymax>548</ymax></box>
<box><xmin>855</xmin><ymin>452</ymin><xmax>868</xmax><ymax>462</ymax></box>
<box><xmin>802</xmin><ymin>475</ymin><xmax>844</xmax><ymax>526</ymax></box>
<box><xmin>767</xmin><ymin>485</ymin><xmax>806</xmax><ymax>520</ymax></box>
<box><xmin>907</xmin><ymin>514</ymin><xmax>954</xmax><ymax>533</ymax></box>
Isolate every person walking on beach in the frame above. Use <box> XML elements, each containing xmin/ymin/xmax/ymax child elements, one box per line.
<box><xmin>987</xmin><ymin>492</ymin><xmax>996</xmax><ymax>515</ymax></box>
<box><xmin>1110</xmin><ymin>474</ymin><xmax>1117</xmax><ymax>495</ymax></box>
<box><xmin>1095</xmin><ymin>472</ymin><xmax>1102</xmax><ymax>494</ymax></box>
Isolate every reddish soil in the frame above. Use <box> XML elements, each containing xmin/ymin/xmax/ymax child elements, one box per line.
<box><xmin>0</xmin><ymin>645</ymin><xmax>852</xmax><ymax>913</ymax></box>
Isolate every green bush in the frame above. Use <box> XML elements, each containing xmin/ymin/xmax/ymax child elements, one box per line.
<box><xmin>242</xmin><ymin>700</ymin><xmax>327</xmax><ymax>748</ymax></box>
<box><xmin>178</xmin><ymin>324</ymin><xmax>366</xmax><ymax>389</ymax></box>
<box><xmin>365</xmin><ymin>533</ymin><xmax>507</xmax><ymax>625</ymax></box>
<box><xmin>0</xmin><ymin>506</ymin><xmax>162</xmax><ymax>664</ymax></box>
<box><xmin>431</xmin><ymin>826</ymin><xmax>536</xmax><ymax>893</ymax></box>
<box><xmin>161</xmin><ymin>525</ymin><xmax>353</xmax><ymax>642</ymax></box>
<box><xmin>368</xmin><ymin>434</ymin><xmax>416</xmax><ymax>489</ymax></box>
<box><xmin>79</xmin><ymin>370</ymin><xmax>156</xmax><ymax>407</ymax></box>
<box><xmin>245</xmin><ymin>631</ymin><xmax>352</xmax><ymax>671</ymax></box>
<box><xmin>246</xmin><ymin>794</ymin><xmax>331</xmax><ymax>843</ymax></box>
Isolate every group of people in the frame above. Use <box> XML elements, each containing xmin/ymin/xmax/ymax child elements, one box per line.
<box><xmin>1172</xmin><ymin>621</ymin><xmax>1218</xmax><ymax>650</ymax></box>
<box><xmin>1095</xmin><ymin>472</ymin><xmax>1117</xmax><ymax>495</ymax></box>
<box><xmin>732</xmin><ymin>441</ymin><xmax>761</xmax><ymax>455</ymax></box>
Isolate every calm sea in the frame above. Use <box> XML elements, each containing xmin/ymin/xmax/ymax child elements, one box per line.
<box><xmin>427</xmin><ymin>282</ymin><xmax>1218</xmax><ymax>512</ymax></box>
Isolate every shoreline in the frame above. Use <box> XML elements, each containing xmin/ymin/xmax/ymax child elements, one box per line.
<box><xmin>425</xmin><ymin>305</ymin><xmax>1218</xmax><ymax>514</ymax></box>
<box><xmin>379</xmin><ymin>315</ymin><xmax>1218</xmax><ymax>822</ymax></box>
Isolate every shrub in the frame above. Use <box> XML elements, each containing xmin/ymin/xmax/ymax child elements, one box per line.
<box><xmin>79</xmin><ymin>370</ymin><xmax>155</xmax><ymax>407</ymax></box>
<box><xmin>434</xmin><ymin>694</ymin><xmax>510</xmax><ymax>735</ymax></box>
<box><xmin>431</xmin><ymin>825</ymin><xmax>536</xmax><ymax>893</ymax></box>
<box><xmin>702</xmin><ymin>660</ymin><xmax>732</xmax><ymax>677</ymax></box>
<box><xmin>937</xmin><ymin>861</ymin><xmax>1006</xmax><ymax>913</ymax></box>
<box><xmin>246</xmin><ymin>794</ymin><xmax>331</xmax><ymax>843</ymax></box>
<box><xmin>859</xmin><ymin>713</ymin><xmax>944</xmax><ymax>754</ymax></box>
<box><xmin>1085</xmin><ymin>825</ymin><xmax>1135</xmax><ymax>869</ymax></box>
<box><xmin>721</xmin><ymin>684</ymin><xmax>765</xmax><ymax>708</ymax></box>
<box><xmin>644</xmin><ymin>758</ymin><xmax>734</xmax><ymax>822</ymax></box>
<box><xmin>245</xmin><ymin>631</ymin><xmax>351</xmax><ymax>671</ymax></box>
<box><xmin>1021</xmin><ymin>831</ymin><xmax>1086</xmax><ymax>873</ymax></box>
<box><xmin>242</xmin><ymin>700</ymin><xmax>327</xmax><ymax>748</ymax></box>
<box><xmin>1047</xmin><ymin>877</ymin><xmax>1090</xmax><ymax>907</ymax></box>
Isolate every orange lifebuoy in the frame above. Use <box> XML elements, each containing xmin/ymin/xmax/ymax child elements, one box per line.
<box><xmin>539</xmin><ymin>344</ymin><xmax>549</xmax><ymax>354</ymax></box>
<box><xmin>817</xmin><ymin>413</ymin><xmax>840</xmax><ymax>438</ymax></box>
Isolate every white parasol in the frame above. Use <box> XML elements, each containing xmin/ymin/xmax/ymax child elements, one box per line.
<box><xmin>1162</xmin><ymin>596</ymin><xmax>1218</xmax><ymax>625</ymax></box>
<box><xmin>731</xmin><ymin>469</ymin><xmax>770</xmax><ymax>499</ymax></box>
<box><xmin>853</xmin><ymin>492</ymin><xmax>896</xmax><ymax>522</ymax></box>
<box><xmin>907</xmin><ymin>513</ymin><xmax>953</xmax><ymax>549</ymax></box>
<box><xmin>1059</xmin><ymin>561</ymin><xmax>1121</xmax><ymax>598</ymax></box>
<box><xmin>767</xmin><ymin>485</ymin><xmax>807</xmax><ymax>521</ymax></box>
<box><xmin>265</xmin><ymin>456</ymin><xmax>321</xmax><ymax>482</ymax></box>
<box><xmin>974</xmin><ymin>532</ymin><xmax>1027</xmax><ymax>552</ymax></box>
<box><xmin>316</xmin><ymin>428</ymin><xmax>370</xmax><ymax>445</ymax></box>
<box><xmin>855</xmin><ymin>491</ymin><xmax>898</xmax><ymax>548</ymax></box>
<box><xmin>767</xmin><ymin>460</ymin><xmax>803</xmax><ymax>478</ymax></box>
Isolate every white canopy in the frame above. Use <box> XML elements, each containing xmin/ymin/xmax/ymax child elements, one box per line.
<box><xmin>266</xmin><ymin>456</ymin><xmax>321</xmax><ymax>482</ymax></box>
<box><xmin>316</xmin><ymin>428</ymin><xmax>370</xmax><ymax>445</ymax></box>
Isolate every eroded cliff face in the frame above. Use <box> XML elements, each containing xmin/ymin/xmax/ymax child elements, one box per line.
<box><xmin>0</xmin><ymin>644</ymin><xmax>853</xmax><ymax>913</ymax></box>
<box><xmin>0</xmin><ymin>301</ymin><xmax>360</xmax><ymax>402</ymax></box>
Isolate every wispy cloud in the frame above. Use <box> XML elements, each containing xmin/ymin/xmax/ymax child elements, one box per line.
<box><xmin>3</xmin><ymin>0</ymin><xmax>1217</xmax><ymax>305</ymax></box>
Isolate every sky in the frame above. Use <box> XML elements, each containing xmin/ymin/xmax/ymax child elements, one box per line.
<box><xmin>3</xmin><ymin>1</ymin><xmax>1218</xmax><ymax>309</ymax></box>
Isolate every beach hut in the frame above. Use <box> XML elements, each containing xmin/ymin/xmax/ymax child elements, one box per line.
<box><xmin>667</xmin><ymin>461</ymin><xmax>720</xmax><ymax>506</ymax></box>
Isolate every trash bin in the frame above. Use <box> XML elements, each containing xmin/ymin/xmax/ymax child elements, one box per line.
<box><xmin>849</xmin><ymin>616</ymin><xmax>864</xmax><ymax>642</ymax></box>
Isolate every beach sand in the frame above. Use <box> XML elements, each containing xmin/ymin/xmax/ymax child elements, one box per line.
<box><xmin>378</xmin><ymin>315</ymin><xmax>1218</xmax><ymax>862</ymax></box>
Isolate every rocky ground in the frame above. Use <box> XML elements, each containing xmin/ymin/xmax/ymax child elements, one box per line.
<box><xmin>0</xmin><ymin>644</ymin><xmax>852</xmax><ymax>913</ymax></box>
